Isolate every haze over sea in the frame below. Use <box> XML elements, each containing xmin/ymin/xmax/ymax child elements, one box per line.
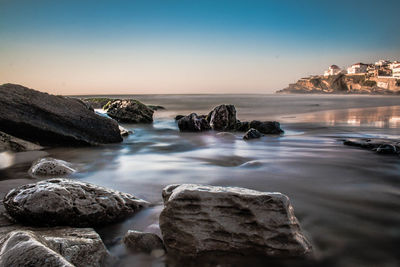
<box><xmin>1</xmin><ymin>94</ymin><xmax>399</xmax><ymax>266</ymax></box>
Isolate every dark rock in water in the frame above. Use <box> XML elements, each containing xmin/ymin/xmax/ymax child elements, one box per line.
<box><xmin>81</xmin><ymin>97</ymin><xmax>115</xmax><ymax>109</ymax></box>
<box><xmin>119</xmin><ymin>125</ymin><xmax>133</xmax><ymax>137</ymax></box>
<box><xmin>343</xmin><ymin>138</ymin><xmax>400</xmax><ymax>156</ymax></box>
<box><xmin>106</xmin><ymin>99</ymin><xmax>154</xmax><ymax>123</ymax></box>
<box><xmin>28</xmin><ymin>158</ymin><xmax>76</xmax><ymax>178</ymax></box>
<box><xmin>234</xmin><ymin>121</ymin><xmax>250</xmax><ymax>132</ymax></box>
<box><xmin>249</xmin><ymin>120</ymin><xmax>284</xmax><ymax>134</ymax></box>
<box><xmin>148</xmin><ymin>105</ymin><xmax>166</xmax><ymax>111</ymax></box>
<box><xmin>243</xmin><ymin>128</ymin><xmax>262</xmax><ymax>140</ymax></box>
<box><xmin>159</xmin><ymin>184</ymin><xmax>312</xmax><ymax>258</ymax></box>
<box><xmin>207</xmin><ymin>104</ymin><xmax>237</xmax><ymax>131</ymax></box>
<box><xmin>0</xmin><ymin>227</ymin><xmax>110</xmax><ymax>267</ymax></box>
<box><xmin>0</xmin><ymin>84</ymin><xmax>122</xmax><ymax>146</ymax></box>
<box><xmin>3</xmin><ymin>178</ymin><xmax>149</xmax><ymax>227</ymax></box>
<box><xmin>123</xmin><ymin>230</ymin><xmax>165</xmax><ymax>256</ymax></box>
<box><xmin>175</xmin><ymin>115</ymin><xmax>185</xmax><ymax>121</ymax></box>
<box><xmin>177</xmin><ymin>113</ymin><xmax>211</xmax><ymax>132</ymax></box>
<box><xmin>374</xmin><ymin>144</ymin><xmax>397</xmax><ymax>154</ymax></box>
<box><xmin>0</xmin><ymin>131</ymin><xmax>43</xmax><ymax>152</ymax></box>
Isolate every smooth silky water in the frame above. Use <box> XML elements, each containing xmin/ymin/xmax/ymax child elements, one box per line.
<box><xmin>1</xmin><ymin>95</ymin><xmax>399</xmax><ymax>266</ymax></box>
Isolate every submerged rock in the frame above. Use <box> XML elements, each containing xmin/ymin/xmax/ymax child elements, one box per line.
<box><xmin>0</xmin><ymin>83</ymin><xmax>122</xmax><ymax>146</ymax></box>
<box><xmin>177</xmin><ymin>113</ymin><xmax>211</xmax><ymax>132</ymax></box>
<box><xmin>159</xmin><ymin>184</ymin><xmax>312</xmax><ymax>258</ymax></box>
<box><xmin>106</xmin><ymin>99</ymin><xmax>154</xmax><ymax>123</ymax></box>
<box><xmin>207</xmin><ymin>104</ymin><xmax>237</xmax><ymax>131</ymax></box>
<box><xmin>123</xmin><ymin>230</ymin><xmax>165</xmax><ymax>256</ymax></box>
<box><xmin>3</xmin><ymin>178</ymin><xmax>149</xmax><ymax>227</ymax></box>
<box><xmin>28</xmin><ymin>158</ymin><xmax>76</xmax><ymax>178</ymax></box>
<box><xmin>243</xmin><ymin>128</ymin><xmax>262</xmax><ymax>140</ymax></box>
<box><xmin>249</xmin><ymin>120</ymin><xmax>284</xmax><ymax>134</ymax></box>
<box><xmin>0</xmin><ymin>131</ymin><xmax>43</xmax><ymax>152</ymax></box>
<box><xmin>0</xmin><ymin>227</ymin><xmax>110</xmax><ymax>267</ymax></box>
<box><xmin>343</xmin><ymin>138</ymin><xmax>400</xmax><ymax>155</ymax></box>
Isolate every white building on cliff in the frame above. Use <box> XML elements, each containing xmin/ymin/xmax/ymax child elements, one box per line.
<box><xmin>324</xmin><ymin>65</ymin><xmax>341</xmax><ymax>76</ymax></box>
<box><xmin>392</xmin><ymin>64</ymin><xmax>400</xmax><ymax>78</ymax></box>
<box><xmin>347</xmin><ymin>63</ymin><xmax>368</xmax><ymax>74</ymax></box>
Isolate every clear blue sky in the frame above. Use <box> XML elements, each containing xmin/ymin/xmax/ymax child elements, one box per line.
<box><xmin>1</xmin><ymin>0</ymin><xmax>399</xmax><ymax>94</ymax></box>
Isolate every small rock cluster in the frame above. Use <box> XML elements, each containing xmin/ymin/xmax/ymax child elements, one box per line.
<box><xmin>176</xmin><ymin>104</ymin><xmax>284</xmax><ymax>140</ymax></box>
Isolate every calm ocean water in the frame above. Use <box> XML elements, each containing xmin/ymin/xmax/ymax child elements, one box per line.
<box><xmin>1</xmin><ymin>94</ymin><xmax>400</xmax><ymax>266</ymax></box>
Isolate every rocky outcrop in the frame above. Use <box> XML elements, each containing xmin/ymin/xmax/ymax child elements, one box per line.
<box><xmin>278</xmin><ymin>74</ymin><xmax>400</xmax><ymax>94</ymax></box>
<box><xmin>243</xmin><ymin>128</ymin><xmax>262</xmax><ymax>140</ymax></box>
<box><xmin>159</xmin><ymin>184</ymin><xmax>312</xmax><ymax>258</ymax></box>
<box><xmin>0</xmin><ymin>84</ymin><xmax>122</xmax><ymax>146</ymax></box>
<box><xmin>106</xmin><ymin>100</ymin><xmax>154</xmax><ymax>123</ymax></box>
<box><xmin>234</xmin><ymin>121</ymin><xmax>250</xmax><ymax>132</ymax></box>
<box><xmin>0</xmin><ymin>227</ymin><xmax>110</xmax><ymax>267</ymax></box>
<box><xmin>3</xmin><ymin>178</ymin><xmax>149</xmax><ymax>227</ymax></box>
<box><xmin>123</xmin><ymin>230</ymin><xmax>165</xmax><ymax>256</ymax></box>
<box><xmin>249</xmin><ymin>121</ymin><xmax>284</xmax><ymax>134</ymax></box>
<box><xmin>207</xmin><ymin>105</ymin><xmax>237</xmax><ymax>131</ymax></box>
<box><xmin>177</xmin><ymin>113</ymin><xmax>211</xmax><ymax>132</ymax></box>
<box><xmin>343</xmin><ymin>138</ymin><xmax>399</xmax><ymax>155</ymax></box>
<box><xmin>0</xmin><ymin>131</ymin><xmax>43</xmax><ymax>152</ymax></box>
<box><xmin>28</xmin><ymin>158</ymin><xmax>76</xmax><ymax>178</ymax></box>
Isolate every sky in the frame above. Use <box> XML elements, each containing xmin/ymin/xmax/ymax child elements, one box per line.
<box><xmin>1</xmin><ymin>0</ymin><xmax>399</xmax><ymax>95</ymax></box>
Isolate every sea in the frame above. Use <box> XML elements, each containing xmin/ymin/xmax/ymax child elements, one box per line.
<box><xmin>1</xmin><ymin>94</ymin><xmax>399</xmax><ymax>267</ymax></box>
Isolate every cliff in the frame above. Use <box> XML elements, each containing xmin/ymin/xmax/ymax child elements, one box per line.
<box><xmin>277</xmin><ymin>74</ymin><xmax>400</xmax><ymax>94</ymax></box>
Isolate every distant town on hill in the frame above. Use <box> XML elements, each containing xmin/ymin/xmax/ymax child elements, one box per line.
<box><xmin>278</xmin><ymin>59</ymin><xmax>400</xmax><ymax>94</ymax></box>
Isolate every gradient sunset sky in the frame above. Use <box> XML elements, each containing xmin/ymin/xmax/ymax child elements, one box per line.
<box><xmin>1</xmin><ymin>0</ymin><xmax>399</xmax><ymax>95</ymax></box>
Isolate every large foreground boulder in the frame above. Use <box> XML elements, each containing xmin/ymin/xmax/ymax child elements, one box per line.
<box><xmin>207</xmin><ymin>104</ymin><xmax>237</xmax><ymax>131</ymax></box>
<box><xmin>0</xmin><ymin>227</ymin><xmax>110</xmax><ymax>267</ymax></box>
<box><xmin>3</xmin><ymin>178</ymin><xmax>149</xmax><ymax>227</ymax></box>
<box><xmin>106</xmin><ymin>99</ymin><xmax>154</xmax><ymax>123</ymax></box>
<box><xmin>0</xmin><ymin>84</ymin><xmax>122</xmax><ymax>146</ymax></box>
<box><xmin>160</xmin><ymin>184</ymin><xmax>312</xmax><ymax>258</ymax></box>
<box><xmin>177</xmin><ymin>113</ymin><xmax>211</xmax><ymax>132</ymax></box>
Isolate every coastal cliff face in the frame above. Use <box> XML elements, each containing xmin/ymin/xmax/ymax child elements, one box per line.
<box><xmin>277</xmin><ymin>74</ymin><xmax>400</xmax><ymax>94</ymax></box>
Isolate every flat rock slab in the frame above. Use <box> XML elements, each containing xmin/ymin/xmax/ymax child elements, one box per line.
<box><xmin>160</xmin><ymin>184</ymin><xmax>312</xmax><ymax>258</ymax></box>
<box><xmin>343</xmin><ymin>138</ymin><xmax>400</xmax><ymax>155</ymax></box>
<box><xmin>0</xmin><ymin>84</ymin><xmax>122</xmax><ymax>146</ymax></box>
<box><xmin>3</xmin><ymin>178</ymin><xmax>149</xmax><ymax>227</ymax></box>
<box><xmin>0</xmin><ymin>226</ymin><xmax>110</xmax><ymax>267</ymax></box>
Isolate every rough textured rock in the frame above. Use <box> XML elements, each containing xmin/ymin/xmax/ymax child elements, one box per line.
<box><xmin>207</xmin><ymin>105</ymin><xmax>237</xmax><ymax>131</ymax></box>
<box><xmin>177</xmin><ymin>113</ymin><xmax>211</xmax><ymax>132</ymax></box>
<box><xmin>106</xmin><ymin>99</ymin><xmax>154</xmax><ymax>123</ymax></box>
<box><xmin>123</xmin><ymin>230</ymin><xmax>165</xmax><ymax>255</ymax></box>
<box><xmin>3</xmin><ymin>178</ymin><xmax>149</xmax><ymax>227</ymax></box>
<box><xmin>160</xmin><ymin>184</ymin><xmax>312</xmax><ymax>258</ymax></box>
<box><xmin>0</xmin><ymin>83</ymin><xmax>122</xmax><ymax>146</ymax></box>
<box><xmin>343</xmin><ymin>138</ymin><xmax>400</xmax><ymax>155</ymax></box>
<box><xmin>0</xmin><ymin>131</ymin><xmax>43</xmax><ymax>152</ymax></box>
<box><xmin>28</xmin><ymin>158</ymin><xmax>76</xmax><ymax>178</ymax></box>
<box><xmin>175</xmin><ymin>115</ymin><xmax>185</xmax><ymax>121</ymax></box>
<box><xmin>234</xmin><ymin>121</ymin><xmax>250</xmax><ymax>132</ymax></box>
<box><xmin>243</xmin><ymin>128</ymin><xmax>262</xmax><ymax>140</ymax></box>
<box><xmin>0</xmin><ymin>227</ymin><xmax>110</xmax><ymax>267</ymax></box>
<box><xmin>249</xmin><ymin>120</ymin><xmax>284</xmax><ymax>134</ymax></box>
